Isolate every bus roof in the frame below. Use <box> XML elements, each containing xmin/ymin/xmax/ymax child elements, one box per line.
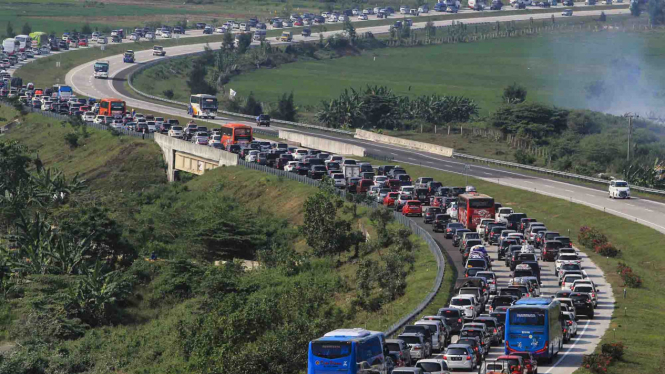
<box><xmin>100</xmin><ymin>98</ymin><xmax>124</xmax><ymax>101</ymax></box>
<box><xmin>315</xmin><ymin>328</ymin><xmax>384</xmax><ymax>343</ymax></box>
<box><xmin>191</xmin><ymin>94</ymin><xmax>217</xmax><ymax>98</ymax></box>
<box><xmin>222</xmin><ymin>123</ymin><xmax>251</xmax><ymax>129</ymax></box>
<box><xmin>514</xmin><ymin>297</ymin><xmax>555</xmax><ymax>306</ymax></box>
<box><xmin>459</xmin><ymin>193</ymin><xmax>493</xmax><ymax>200</ymax></box>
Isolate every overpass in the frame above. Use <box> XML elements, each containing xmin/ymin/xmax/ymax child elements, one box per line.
<box><xmin>153</xmin><ymin>133</ymin><xmax>238</xmax><ymax>181</ymax></box>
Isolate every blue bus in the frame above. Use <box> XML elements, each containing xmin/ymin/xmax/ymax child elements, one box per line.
<box><xmin>505</xmin><ymin>300</ymin><xmax>563</xmax><ymax>362</ymax></box>
<box><xmin>57</xmin><ymin>85</ymin><xmax>73</xmax><ymax>100</ymax></box>
<box><xmin>308</xmin><ymin>328</ymin><xmax>389</xmax><ymax>374</ymax></box>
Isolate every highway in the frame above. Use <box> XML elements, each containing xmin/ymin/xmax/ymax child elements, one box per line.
<box><xmin>3</xmin><ymin>8</ymin><xmax>627</xmax><ymax>371</ymax></box>
<box><xmin>419</xmin><ymin>214</ymin><xmax>613</xmax><ymax>374</ymax></box>
<box><xmin>61</xmin><ymin>6</ymin><xmax>665</xmax><ymax>239</ymax></box>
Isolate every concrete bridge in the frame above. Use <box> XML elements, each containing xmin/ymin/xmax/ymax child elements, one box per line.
<box><xmin>154</xmin><ymin>133</ymin><xmax>238</xmax><ymax>181</ymax></box>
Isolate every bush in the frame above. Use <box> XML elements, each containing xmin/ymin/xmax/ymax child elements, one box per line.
<box><xmin>594</xmin><ymin>242</ymin><xmax>620</xmax><ymax>257</ymax></box>
<box><xmin>582</xmin><ymin>353</ymin><xmax>613</xmax><ymax>374</ymax></box>
<box><xmin>602</xmin><ymin>342</ymin><xmax>625</xmax><ymax>361</ymax></box>
<box><xmin>578</xmin><ymin>226</ymin><xmax>608</xmax><ymax>249</ymax></box>
<box><xmin>617</xmin><ymin>262</ymin><xmax>642</xmax><ymax>288</ymax></box>
<box><xmin>514</xmin><ymin>149</ymin><xmax>536</xmax><ymax>165</ymax></box>
<box><xmin>163</xmin><ymin>89</ymin><xmax>174</xmax><ymax>99</ymax></box>
<box><xmin>64</xmin><ymin>132</ymin><xmax>80</xmax><ymax>149</ymax></box>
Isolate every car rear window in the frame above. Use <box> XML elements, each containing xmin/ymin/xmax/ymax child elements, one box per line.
<box><xmin>451</xmin><ymin>298</ymin><xmax>471</xmax><ymax>306</ymax></box>
<box><xmin>574</xmin><ymin>286</ymin><xmax>593</xmax><ymax>293</ymax></box>
<box><xmin>439</xmin><ymin>309</ymin><xmax>461</xmax><ymax>317</ymax></box>
<box><xmin>446</xmin><ymin>348</ymin><xmax>468</xmax><ymax>355</ymax></box>
<box><xmin>386</xmin><ymin>342</ymin><xmax>401</xmax><ymax>352</ymax></box>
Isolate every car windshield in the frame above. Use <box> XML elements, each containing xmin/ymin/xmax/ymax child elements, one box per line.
<box><xmin>416</xmin><ymin>362</ymin><xmax>443</xmax><ymax>372</ymax></box>
<box><xmin>615</xmin><ymin>181</ymin><xmax>628</xmax><ymax>187</ymax></box>
<box><xmin>451</xmin><ymin>298</ymin><xmax>471</xmax><ymax>306</ymax></box>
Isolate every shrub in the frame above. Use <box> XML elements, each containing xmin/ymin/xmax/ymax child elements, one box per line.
<box><xmin>514</xmin><ymin>149</ymin><xmax>536</xmax><ymax>165</ymax></box>
<box><xmin>163</xmin><ymin>89</ymin><xmax>174</xmax><ymax>99</ymax></box>
<box><xmin>594</xmin><ymin>242</ymin><xmax>620</xmax><ymax>257</ymax></box>
<box><xmin>602</xmin><ymin>342</ymin><xmax>625</xmax><ymax>361</ymax></box>
<box><xmin>617</xmin><ymin>262</ymin><xmax>642</xmax><ymax>288</ymax></box>
<box><xmin>578</xmin><ymin>226</ymin><xmax>608</xmax><ymax>249</ymax></box>
<box><xmin>64</xmin><ymin>132</ymin><xmax>80</xmax><ymax>149</ymax></box>
<box><xmin>582</xmin><ymin>353</ymin><xmax>613</xmax><ymax>374</ymax></box>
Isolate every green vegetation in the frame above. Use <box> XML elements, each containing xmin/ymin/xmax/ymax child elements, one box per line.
<box><xmin>0</xmin><ymin>106</ymin><xmax>444</xmax><ymax>373</ymax></box>
<box><xmin>362</xmin><ymin>156</ymin><xmax>665</xmax><ymax>374</ymax></box>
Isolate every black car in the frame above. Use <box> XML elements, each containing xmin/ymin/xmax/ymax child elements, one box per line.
<box><xmin>195</xmin><ymin>22</ymin><xmax>207</xmax><ymax>29</ymax></box>
<box><xmin>257</xmin><ymin>114</ymin><xmax>270</xmax><ymax>127</ymax></box>
<box><xmin>505</xmin><ymin>213</ymin><xmax>527</xmax><ymax>230</ymax></box>
<box><xmin>570</xmin><ymin>292</ymin><xmax>594</xmax><ymax>318</ymax></box>
<box><xmin>228</xmin><ymin>144</ymin><xmax>241</xmax><ymax>154</ymax></box>
<box><xmin>445</xmin><ymin>222</ymin><xmax>465</xmax><ymax>239</ymax></box>
<box><xmin>538</xmin><ymin>1</ymin><xmax>551</xmax><ymax>7</ymax></box>
<box><xmin>489</xmin><ymin>295</ymin><xmax>518</xmax><ymax>313</ymax></box>
<box><xmin>424</xmin><ymin>207</ymin><xmax>443</xmax><ymax>224</ymax></box>
<box><xmin>433</xmin><ymin>214</ymin><xmax>451</xmax><ymax>232</ymax></box>
<box><xmin>308</xmin><ymin>165</ymin><xmax>327</xmax><ymax>179</ymax></box>
<box><xmin>498</xmin><ymin>238</ymin><xmax>518</xmax><ymax>260</ymax></box>
<box><xmin>437</xmin><ymin>308</ymin><xmax>464</xmax><ymax>333</ymax></box>
<box><xmin>563</xmin><ymin>0</ymin><xmax>574</xmax><ymax>4</ymax></box>
<box><xmin>490</xmin><ymin>0</ymin><xmax>504</xmax><ymax>9</ymax></box>
<box><xmin>58</xmin><ymin>40</ymin><xmax>69</xmax><ymax>50</ymax></box>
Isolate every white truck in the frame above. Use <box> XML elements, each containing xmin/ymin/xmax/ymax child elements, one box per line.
<box><xmin>609</xmin><ymin>180</ymin><xmax>631</xmax><ymax>199</ymax></box>
<box><xmin>343</xmin><ymin>165</ymin><xmax>360</xmax><ymax>180</ymax></box>
<box><xmin>93</xmin><ymin>60</ymin><xmax>109</xmax><ymax>79</ymax></box>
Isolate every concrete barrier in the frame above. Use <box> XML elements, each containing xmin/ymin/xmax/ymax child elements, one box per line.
<box><xmin>355</xmin><ymin>129</ymin><xmax>454</xmax><ymax>157</ymax></box>
<box><xmin>154</xmin><ymin>133</ymin><xmax>238</xmax><ymax>181</ymax></box>
<box><xmin>279</xmin><ymin>130</ymin><xmax>366</xmax><ymax>157</ymax></box>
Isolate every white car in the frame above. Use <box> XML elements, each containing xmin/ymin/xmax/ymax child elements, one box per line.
<box><xmin>562</xmin><ymin>311</ymin><xmax>578</xmax><ymax>338</ymax></box>
<box><xmin>209</xmin><ymin>135</ymin><xmax>223</xmax><ymax>147</ymax></box>
<box><xmin>215</xmin><ymin>27</ymin><xmax>226</xmax><ymax>33</ymax></box>
<box><xmin>154</xmin><ymin>117</ymin><xmax>165</xmax><ymax>128</ymax></box>
<box><xmin>609</xmin><ymin>179</ymin><xmax>630</xmax><ymax>199</ymax></box>
<box><xmin>561</xmin><ymin>274</ymin><xmax>584</xmax><ymax>290</ymax></box>
<box><xmin>97</xmin><ymin>37</ymin><xmax>107</xmax><ymax>44</ymax></box>
<box><xmin>162</xmin><ymin>31</ymin><xmax>171</xmax><ymax>38</ymax></box>
<box><xmin>447</xmin><ymin>202</ymin><xmax>458</xmax><ymax>220</ymax></box>
<box><xmin>93</xmin><ymin>115</ymin><xmax>106</xmax><ymax>125</ymax></box>
<box><xmin>145</xmin><ymin>32</ymin><xmax>155</xmax><ymax>40</ymax></box>
<box><xmin>41</xmin><ymin>102</ymin><xmax>52</xmax><ymax>111</ymax></box>
<box><xmin>358</xmin><ymin>14</ymin><xmax>368</xmax><ymax>20</ymax></box>
<box><xmin>555</xmin><ymin>298</ymin><xmax>577</xmax><ymax>320</ymax></box>
<box><xmin>129</xmin><ymin>33</ymin><xmax>139</xmax><ymax>41</ymax></box>
<box><xmin>443</xmin><ymin>344</ymin><xmax>476</xmax><ymax>371</ymax></box>
<box><xmin>449</xmin><ymin>295</ymin><xmax>477</xmax><ymax>320</ymax></box>
<box><xmin>284</xmin><ymin>161</ymin><xmax>299</xmax><ymax>172</ymax></box>
<box><xmin>82</xmin><ymin>112</ymin><xmax>96</xmax><ymax>122</ymax></box>
<box><xmin>246</xmin><ymin>150</ymin><xmax>260</xmax><ymax>162</ymax></box>
<box><xmin>293</xmin><ymin>149</ymin><xmax>308</xmax><ymax>161</ymax></box>
<box><xmin>168</xmin><ymin>126</ymin><xmax>184</xmax><ymax>138</ymax></box>
<box><xmin>338</xmin><ymin>15</ymin><xmax>347</xmax><ymax>21</ymax></box>
<box><xmin>331</xmin><ymin>173</ymin><xmax>346</xmax><ymax>188</ymax></box>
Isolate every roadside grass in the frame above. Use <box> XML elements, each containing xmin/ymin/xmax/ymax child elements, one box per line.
<box><xmin>4</xmin><ymin>109</ymin><xmax>166</xmax><ymax>192</ymax></box>
<box><xmin>362</xmin><ymin>157</ymin><xmax>665</xmax><ymax>373</ymax></box>
<box><xmin>14</xmin><ymin>35</ymin><xmax>228</xmax><ymax>89</ymax></box>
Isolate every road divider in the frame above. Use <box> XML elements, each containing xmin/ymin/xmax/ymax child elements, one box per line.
<box><xmin>278</xmin><ymin>130</ymin><xmax>366</xmax><ymax>157</ymax></box>
<box><xmin>355</xmin><ymin>129</ymin><xmax>454</xmax><ymax>157</ymax></box>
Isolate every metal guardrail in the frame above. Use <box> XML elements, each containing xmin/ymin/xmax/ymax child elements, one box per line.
<box><xmin>453</xmin><ymin>152</ymin><xmax>665</xmax><ymax>196</ymax></box>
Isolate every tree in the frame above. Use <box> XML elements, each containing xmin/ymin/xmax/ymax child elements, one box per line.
<box><xmin>649</xmin><ymin>0</ymin><xmax>665</xmax><ymax>25</ymax></box>
<box><xmin>5</xmin><ymin>22</ymin><xmax>15</xmax><ymax>38</ymax></box>
<box><xmin>424</xmin><ymin>20</ymin><xmax>436</xmax><ymax>41</ymax></box>
<box><xmin>186</xmin><ymin>57</ymin><xmax>216</xmax><ymax>95</ymax></box>
<box><xmin>300</xmin><ymin>189</ymin><xmax>354</xmax><ymax>258</ymax></box>
<box><xmin>567</xmin><ymin>111</ymin><xmax>600</xmax><ymax>135</ymax></box>
<box><xmin>236</xmin><ymin>33</ymin><xmax>252</xmax><ymax>54</ymax></box>
<box><xmin>599</xmin><ymin>11</ymin><xmax>607</xmax><ymax>21</ymax></box>
<box><xmin>631</xmin><ymin>0</ymin><xmax>642</xmax><ymax>16</ymax></box>
<box><xmin>81</xmin><ymin>23</ymin><xmax>93</xmax><ymax>35</ymax></box>
<box><xmin>242</xmin><ymin>92</ymin><xmax>263</xmax><ymax>116</ymax></box>
<box><xmin>502</xmin><ymin>83</ymin><xmax>527</xmax><ymax>104</ymax></box>
<box><xmin>369</xmin><ymin>206</ymin><xmax>394</xmax><ymax>247</ymax></box>
<box><xmin>222</xmin><ymin>31</ymin><xmax>235</xmax><ymax>50</ymax></box>
<box><xmin>273</xmin><ymin>92</ymin><xmax>297</xmax><ymax>121</ymax></box>
<box><xmin>343</xmin><ymin>18</ymin><xmax>357</xmax><ymax>45</ymax></box>
<box><xmin>21</xmin><ymin>22</ymin><xmax>31</xmax><ymax>35</ymax></box>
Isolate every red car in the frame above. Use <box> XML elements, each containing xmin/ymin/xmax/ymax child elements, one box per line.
<box><xmin>78</xmin><ymin>39</ymin><xmax>88</xmax><ymax>47</ymax></box>
<box><xmin>358</xmin><ymin>179</ymin><xmax>374</xmax><ymax>193</ymax></box>
<box><xmin>383</xmin><ymin>192</ymin><xmax>400</xmax><ymax>207</ymax></box>
<box><xmin>402</xmin><ymin>200</ymin><xmax>422</xmax><ymax>216</ymax></box>
<box><xmin>294</xmin><ymin>20</ymin><xmax>304</xmax><ymax>26</ymax></box>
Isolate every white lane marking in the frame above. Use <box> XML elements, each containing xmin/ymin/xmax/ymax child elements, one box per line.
<box><xmin>482</xmin><ymin>172</ymin><xmax>492</xmax><ymax>175</ymax></box>
<box><xmin>545</xmin><ymin>320</ymin><xmax>591</xmax><ymax>373</ymax></box>
<box><xmin>586</xmin><ymin>193</ymin><xmax>596</xmax><ymax>197</ymax></box>
<box><xmin>564</xmin><ymin>189</ymin><xmax>575</xmax><ymax>193</ymax></box>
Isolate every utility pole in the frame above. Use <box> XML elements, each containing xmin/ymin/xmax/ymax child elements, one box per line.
<box><xmin>624</xmin><ymin>113</ymin><xmax>638</xmax><ymax>162</ymax></box>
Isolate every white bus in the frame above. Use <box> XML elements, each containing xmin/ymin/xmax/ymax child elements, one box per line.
<box><xmin>14</xmin><ymin>35</ymin><xmax>31</xmax><ymax>52</ymax></box>
<box><xmin>188</xmin><ymin>94</ymin><xmax>218</xmax><ymax>119</ymax></box>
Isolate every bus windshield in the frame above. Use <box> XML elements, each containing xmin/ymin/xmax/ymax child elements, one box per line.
<box><xmin>311</xmin><ymin>341</ymin><xmax>352</xmax><ymax>359</ymax></box>
<box><xmin>509</xmin><ymin>309</ymin><xmax>546</xmax><ymax>326</ymax></box>
<box><xmin>201</xmin><ymin>98</ymin><xmax>218</xmax><ymax>109</ymax></box>
<box><xmin>235</xmin><ymin>128</ymin><xmax>251</xmax><ymax>137</ymax></box>
<box><xmin>94</xmin><ymin>63</ymin><xmax>109</xmax><ymax>72</ymax></box>
<box><xmin>469</xmin><ymin>198</ymin><xmax>494</xmax><ymax>208</ymax></box>
<box><xmin>111</xmin><ymin>101</ymin><xmax>125</xmax><ymax>110</ymax></box>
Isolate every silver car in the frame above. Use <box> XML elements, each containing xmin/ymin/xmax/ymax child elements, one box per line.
<box><xmin>443</xmin><ymin>344</ymin><xmax>476</xmax><ymax>370</ymax></box>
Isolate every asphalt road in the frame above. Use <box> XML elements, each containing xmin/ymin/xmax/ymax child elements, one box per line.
<box><xmin>409</xmin><ymin>211</ymin><xmax>613</xmax><ymax>374</ymax></box>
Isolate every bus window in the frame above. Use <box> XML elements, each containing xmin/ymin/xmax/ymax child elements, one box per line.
<box><xmin>509</xmin><ymin>310</ymin><xmax>546</xmax><ymax>325</ymax></box>
<box><xmin>311</xmin><ymin>341</ymin><xmax>352</xmax><ymax>359</ymax></box>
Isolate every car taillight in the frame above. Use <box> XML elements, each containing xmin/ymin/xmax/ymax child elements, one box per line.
<box><xmin>458</xmin><ymin>319</ymin><xmax>462</xmax><ymax>323</ymax></box>
<box><xmin>592</xmin><ymin>293</ymin><xmax>595</xmax><ymax>298</ymax></box>
<box><xmin>414</xmin><ymin>346</ymin><xmax>421</xmax><ymax>350</ymax></box>
<box><xmin>443</xmin><ymin>355</ymin><xmax>447</xmax><ymax>360</ymax></box>
<box><xmin>563</xmin><ymin>328</ymin><xmax>567</xmax><ymax>333</ymax></box>
<box><xmin>566</xmin><ymin>321</ymin><xmax>572</xmax><ymax>326</ymax></box>
<box><xmin>469</xmin><ymin>306</ymin><xmax>473</xmax><ymax>309</ymax></box>
<box><xmin>474</xmin><ymin>347</ymin><xmax>478</xmax><ymax>351</ymax></box>
<box><xmin>466</xmin><ymin>356</ymin><xmax>472</xmax><ymax>360</ymax></box>
<box><xmin>494</xmin><ymin>329</ymin><xmax>497</xmax><ymax>333</ymax></box>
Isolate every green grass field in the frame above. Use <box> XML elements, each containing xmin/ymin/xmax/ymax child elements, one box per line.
<box><xmin>225</xmin><ymin>29</ymin><xmax>665</xmax><ymax>114</ymax></box>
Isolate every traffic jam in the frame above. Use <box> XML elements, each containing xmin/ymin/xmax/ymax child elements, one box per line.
<box><xmin>306</xmin><ymin>167</ymin><xmax>604</xmax><ymax>374</ymax></box>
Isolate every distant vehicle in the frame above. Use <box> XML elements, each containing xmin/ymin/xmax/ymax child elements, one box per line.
<box><xmin>189</xmin><ymin>94</ymin><xmax>218</xmax><ymax>119</ymax></box>
<box><xmin>280</xmin><ymin>31</ymin><xmax>293</xmax><ymax>42</ymax></box>
<box><xmin>123</xmin><ymin>50</ymin><xmax>135</xmax><ymax>63</ymax></box>
<box><xmin>469</xmin><ymin>0</ymin><xmax>486</xmax><ymax>9</ymax></box>
<box><xmin>257</xmin><ymin>114</ymin><xmax>271</xmax><ymax>126</ymax></box>
<box><xmin>609</xmin><ymin>179</ymin><xmax>630</xmax><ymax>199</ymax></box>
<box><xmin>93</xmin><ymin>60</ymin><xmax>110</xmax><ymax>79</ymax></box>
<box><xmin>153</xmin><ymin>45</ymin><xmax>166</xmax><ymax>56</ymax></box>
